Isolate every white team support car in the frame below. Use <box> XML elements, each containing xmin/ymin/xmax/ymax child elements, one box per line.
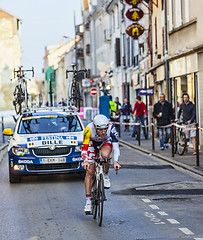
<box><xmin>3</xmin><ymin>107</ymin><xmax>85</xmax><ymax>183</ymax></box>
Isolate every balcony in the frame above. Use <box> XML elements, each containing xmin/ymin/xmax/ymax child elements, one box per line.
<box><xmin>76</xmin><ymin>48</ymin><xmax>84</xmax><ymax>59</ymax></box>
<box><xmin>86</xmin><ymin>44</ymin><xmax>90</xmax><ymax>55</ymax></box>
<box><xmin>76</xmin><ymin>24</ymin><xmax>84</xmax><ymax>36</ymax></box>
<box><xmin>104</xmin><ymin>29</ymin><xmax>112</xmax><ymax>43</ymax></box>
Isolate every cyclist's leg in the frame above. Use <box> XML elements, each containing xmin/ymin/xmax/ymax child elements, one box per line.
<box><xmin>101</xmin><ymin>144</ymin><xmax>112</xmax><ymax>173</ymax></box>
<box><xmin>85</xmin><ymin>163</ymin><xmax>95</xmax><ymax>195</ymax></box>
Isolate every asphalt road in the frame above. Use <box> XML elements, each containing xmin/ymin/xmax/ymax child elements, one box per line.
<box><xmin>0</xmin><ymin>145</ymin><xmax>202</xmax><ymax>240</ymax></box>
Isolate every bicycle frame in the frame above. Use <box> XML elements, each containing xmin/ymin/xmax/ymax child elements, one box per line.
<box><xmin>11</xmin><ymin>66</ymin><xmax>34</xmax><ymax>114</ymax></box>
<box><xmin>66</xmin><ymin>65</ymin><xmax>87</xmax><ymax>112</ymax></box>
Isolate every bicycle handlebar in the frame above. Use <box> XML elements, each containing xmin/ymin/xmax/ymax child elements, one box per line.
<box><xmin>66</xmin><ymin>68</ymin><xmax>88</xmax><ymax>79</ymax></box>
<box><xmin>12</xmin><ymin>66</ymin><xmax>35</xmax><ymax>79</ymax></box>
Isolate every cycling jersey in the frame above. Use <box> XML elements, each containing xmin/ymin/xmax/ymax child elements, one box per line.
<box><xmin>82</xmin><ymin>122</ymin><xmax>120</xmax><ymax>162</ymax></box>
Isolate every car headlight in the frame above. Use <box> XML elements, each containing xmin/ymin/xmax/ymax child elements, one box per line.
<box><xmin>75</xmin><ymin>145</ymin><xmax>82</xmax><ymax>152</ymax></box>
<box><xmin>12</xmin><ymin>147</ymin><xmax>30</xmax><ymax>156</ymax></box>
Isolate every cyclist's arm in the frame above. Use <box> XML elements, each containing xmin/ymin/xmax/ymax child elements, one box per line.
<box><xmin>112</xmin><ymin>142</ymin><xmax>120</xmax><ymax>162</ymax></box>
<box><xmin>110</xmin><ymin>125</ymin><xmax>120</xmax><ymax>162</ymax></box>
<box><xmin>81</xmin><ymin>126</ymin><xmax>91</xmax><ymax>162</ymax></box>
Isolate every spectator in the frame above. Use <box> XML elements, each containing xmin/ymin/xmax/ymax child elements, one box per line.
<box><xmin>59</xmin><ymin>98</ymin><xmax>67</xmax><ymax>106</ymax></box>
<box><xmin>99</xmin><ymin>90</ymin><xmax>110</xmax><ymax>119</ymax></box>
<box><xmin>121</xmin><ymin>98</ymin><xmax>132</xmax><ymax>132</ymax></box>
<box><xmin>109</xmin><ymin>95</ymin><xmax>118</xmax><ymax>122</ymax></box>
<box><xmin>132</xmin><ymin>96</ymin><xmax>148</xmax><ymax>139</ymax></box>
<box><xmin>114</xmin><ymin>97</ymin><xmax>121</xmax><ymax>134</ymax></box>
<box><xmin>153</xmin><ymin>93</ymin><xmax>174</xmax><ymax>150</ymax></box>
<box><xmin>115</xmin><ymin>97</ymin><xmax>121</xmax><ymax>109</ymax></box>
<box><xmin>177</xmin><ymin>93</ymin><xmax>196</xmax><ymax>155</ymax></box>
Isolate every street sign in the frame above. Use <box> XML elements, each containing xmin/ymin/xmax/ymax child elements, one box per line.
<box><xmin>126</xmin><ymin>23</ymin><xmax>145</xmax><ymax>40</ymax></box>
<box><xmin>139</xmin><ymin>88</ymin><xmax>154</xmax><ymax>95</ymax></box>
<box><xmin>125</xmin><ymin>0</ymin><xmax>141</xmax><ymax>6</ymax></box>
<box><xmin>90</xmin><ymin>88</ymin><xmax>98</xmax><ymax>96</ymax></box>
<box><xmin>126</xmin><ymin>7</ymin><xmax>144</xmax><ymax>22</ymax></box>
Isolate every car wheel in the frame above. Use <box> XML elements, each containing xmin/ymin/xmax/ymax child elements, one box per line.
<box><xmin>9</xmin><ymin>170</ymin><xmax>21</xmax><ymax>183</ymax></box>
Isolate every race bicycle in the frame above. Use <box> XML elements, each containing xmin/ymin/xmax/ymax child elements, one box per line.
<box><xmin>66</xmin><ymin>65</ymin><xmax>87</xmax><ymax>112</ymax></box>
<box><xmin>89</xmin><ymin>147</ymin><xmax>118</xmax><ymax>226</ymax></box>
<box><xmin>11</xmin><ymin>66</ymin><xmax>34</xmax><ymax>114</ymax></box>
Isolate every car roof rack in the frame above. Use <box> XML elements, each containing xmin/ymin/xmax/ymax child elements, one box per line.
<box><xmin>21</xmin><ymin>105</ymin><xmax>78</xmax><ymax>115</ymax></box>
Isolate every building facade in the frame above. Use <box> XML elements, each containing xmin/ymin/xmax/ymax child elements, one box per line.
<box><xmin>81</xmin><ymin>0</ymin><xmax>203</xmax><ymax>148</ymax></box>
<box><xmin>0</xmin><ymin>9</ymin><xmax>21</xmax><ymax>110</ymax></box>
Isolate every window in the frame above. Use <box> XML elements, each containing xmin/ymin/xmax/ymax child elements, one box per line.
<box><xmin>18</xmin><ymin>115</ymin><xmax>83</xmax><ymax>134</ymax></box>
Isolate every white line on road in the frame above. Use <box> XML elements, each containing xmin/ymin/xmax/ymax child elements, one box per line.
<box><xmin>142</xmin><ymin>199</ymin><xmax>151</xmax><ymax>203</ymax></box>
<box><xmin>179</xmin><ymin>228</ymin><xmax>194</xmax><ymax>235</ymax></box>
<box><xmin>149</xmin><ymin>205</ymin><xmax>159</xmax><ymax>209</ymax></box>
<box><xmin>158</xmin><ymin>211</ymin><xmax>168</xmax><ymax>216</ymax></box>
<box><xmin>194</xmin><ymin>238</ymin><xmax>203</xmax><ymax>240</ymax></box>
<box><xmin>167</xmin><ymin>219</ymin><xmax>180</xmax><ymax>224</ymax></box>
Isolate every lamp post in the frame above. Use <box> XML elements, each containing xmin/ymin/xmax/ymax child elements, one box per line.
<box><xmin>164</xmin><ymin>0</ymin><xmax>171</xmax><ymax>103</ymax></box>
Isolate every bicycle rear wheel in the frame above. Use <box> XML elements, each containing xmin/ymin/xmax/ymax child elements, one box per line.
<box><xmin>13</xmin><ymin>85</ymin><xmax>23</xmax><ymax>114</ymax></box>
<box><xmin>70</xmin><ymin>82</ymin><xmax>81</xmax><ymax>112</ymax></box>
<box><xmin>98</xmin><ymin>174</ymin><xmax>104</xmax><ymax>226</ymax></box>
<box><xmin>177</xmin><ymin>131</ymin><xmax>187</xmax><ymax>155</ymax></box>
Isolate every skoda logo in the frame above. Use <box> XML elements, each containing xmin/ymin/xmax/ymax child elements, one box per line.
<box><xmin>49</xmin><ymin>145</ymin><xmax>56</xmax><ymax>151</ymax></box>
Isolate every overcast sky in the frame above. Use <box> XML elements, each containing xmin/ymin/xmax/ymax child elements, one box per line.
<box><xmin>1</xmin><ymin>0</ymin><xmax>83</xmax><ymax>78</ymax></box>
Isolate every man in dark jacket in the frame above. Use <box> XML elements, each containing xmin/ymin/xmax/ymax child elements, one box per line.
<box><xmin>153</xmin><ymin>93</ymin><xmax>174</xmax><ymax>150</ymax></box>
<box><xmin>177</xmin><ymin>93</ymin><xmax>196</xmax><ymax>154</ymax></box>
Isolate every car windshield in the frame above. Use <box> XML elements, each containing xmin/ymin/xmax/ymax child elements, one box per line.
<box><xmin>18</xmin><ymin>115</ymin><xmax>83</xmax><ymax>134</ymax></box>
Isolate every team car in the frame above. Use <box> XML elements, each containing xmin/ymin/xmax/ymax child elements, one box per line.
<box><xmin>3</xmin><ymin>107</ymin><xmax>85</xmax><ymax>183</ymax></box>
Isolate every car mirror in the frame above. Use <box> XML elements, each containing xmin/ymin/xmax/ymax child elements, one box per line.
<box><xmin>3</xmin><ymin>128</ymin><xmax>13</xmax><ymax>136</ymax></box>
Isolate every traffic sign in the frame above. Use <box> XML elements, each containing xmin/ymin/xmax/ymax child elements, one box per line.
<box><xmin>90</xmin><ymin>88</ymin><xmax>98</xmax><ymax>96</ymax></box>
<box><xmin>139</xmin><ymin>88</ymin><xmax>154</xmax><ymax>95</ymax></box>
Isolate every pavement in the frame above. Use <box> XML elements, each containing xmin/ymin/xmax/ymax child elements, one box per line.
<box><xmin>118</xmin><ymin>125</ymin><xmax>203</xmax><ymax>177</ymax></box>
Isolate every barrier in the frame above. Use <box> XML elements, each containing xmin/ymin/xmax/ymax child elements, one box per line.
<box><xmin>113</xmin><ymin>120</ymin><xmax>202</xmax><ymax>167</ymax></box>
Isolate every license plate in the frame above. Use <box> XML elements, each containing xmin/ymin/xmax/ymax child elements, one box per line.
<box><xmin>41</xmin><ymin>157</ymin><xmax>66</xmax><ymax>164</ymax></box>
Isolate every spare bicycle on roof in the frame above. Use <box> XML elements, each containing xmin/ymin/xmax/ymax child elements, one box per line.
<box><xmin>11</xmin><ymin>66</ymin><xmax>34</xmax><ymax>114</ymax></box>
<box><xmin>66</xmin><ymin>64</ymin><xmax>87</xmax><ymax>112</ymax></box>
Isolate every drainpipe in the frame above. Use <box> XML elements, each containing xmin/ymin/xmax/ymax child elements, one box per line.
<box><xmin>164</xmin><ymin>0</ymin><xmax>171</xmax><ymax>103</ymax></box>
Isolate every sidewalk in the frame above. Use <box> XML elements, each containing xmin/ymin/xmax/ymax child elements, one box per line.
<box><xmin>118</xmin><ymin>125</ymin><xmax>203</xmax><ymax>177</ymax></box>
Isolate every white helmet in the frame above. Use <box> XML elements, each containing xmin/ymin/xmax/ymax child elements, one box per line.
<box><xmin>93</xmin><ymin>114</ymin><xmax>109</xmax><ymax>129</ymax></box>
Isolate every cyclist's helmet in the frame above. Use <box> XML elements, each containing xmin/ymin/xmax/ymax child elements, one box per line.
<box><xmin>93</xmin><ymin>114</ymin><xmax>109</xmax><ymax>129</ymax></box>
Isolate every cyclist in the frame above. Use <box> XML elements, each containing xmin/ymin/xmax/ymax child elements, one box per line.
<box><xmin>82</xmin><ymin>114</ymin><xmax>121</xmax><ymax>213</ymax></box>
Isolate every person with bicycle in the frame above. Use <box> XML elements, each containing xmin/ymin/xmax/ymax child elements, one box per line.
<box><xmin>82</xmin><ymin>114</ymin><xmax>121</xmax><ymax>213</ymax></box>
<box><xmin>131</xmin><ymin>96</ymin><xmax>148</xmax><ymax>139</ymax></box>
<box><xmin>177</xmin><ymin>93</ymin><xmax>196</xmax><ymax>155</ymax></box>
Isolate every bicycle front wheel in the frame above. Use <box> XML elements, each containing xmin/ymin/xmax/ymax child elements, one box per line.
<box><xmin>92</xmin><ymin>175</ymin><xmax>97</xmax><ymax>219</ymax></box>
<box><xmin>177</xmin><ymin>131</ymin><xmax>187</xmax><ymax>155</ymax></box>
<box><xmin>97</xmin><ymin>174</ymin><xmax>104</xmax><ymax>226</ymax></box>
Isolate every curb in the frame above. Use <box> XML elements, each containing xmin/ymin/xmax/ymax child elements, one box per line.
<box><xmin>0</xmin><ymin>143</ymin><xmax>8</xmax><ymax>163</ymax></box>
<box><xmin>119</xmin><ymin>139</ymin><xmax>203</xmax><ymax>177</ymax></box>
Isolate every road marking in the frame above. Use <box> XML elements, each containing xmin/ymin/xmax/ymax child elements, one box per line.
<box><xmin>142</xmin><ymin>198</ymin><xmax>151</xmax><ymax>203</ymax></box>
<box><xmin>194</xmin><ymin>238</ymin><xmax>203</xmax><ymax>240</ymax></box>
<box><xmin>167</xmin><ymin>219</ymin><xmax>180</xmax><ymax>224</ymax></box>
<box><xmin>149</xmin><ymin>205</ymin><xmax>159</xmax><ymax>209</ymax></box>
<box><xmin>145</xmin><ymin>212</ymin><xmax>165</xmax><ymax>225</ymax></box>
<box><xmin>158</xmin><ymin>211</ymin><xmax>168</xmax><ymax>216</ymax></box>
<box><xmin>179</xmin><ymin>228</ymin><xmax>194</xmax><ymax>235</ymax></box>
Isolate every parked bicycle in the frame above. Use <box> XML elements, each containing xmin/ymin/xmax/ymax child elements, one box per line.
<box><xmin>66</xmin><ymin>64</ymin><xmax>87</xmax><ymax>112</ymax></box>
<box><xmin>174</xmin><ymin>121</ymin><xmax>187</xmax><ymax>155</ymax></box>
<box><xmin>11</xmin><ymin>66</ymin><xmax>34</xmax><ymax>114</ymax></box>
